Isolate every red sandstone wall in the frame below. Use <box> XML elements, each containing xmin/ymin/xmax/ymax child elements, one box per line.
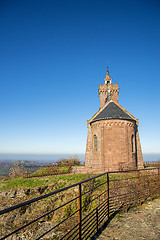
<box><xmin>110</xmin><ymin>90</ymin><xmax>119</xmax><ymax>104</ymax></box>
<box><xmin>99</xmin><ymin>90</ymin><xmax>109</xmax><ymax>108</ymax></box>
<box><xmin>85</xmin><ymin>125</ymin><xmax>92</xmax><ymax>168</ymax></box>
<box><xmin>98</xmin><ymin>83</ymin><xmax>119</xmax><ymax>108</ymax></box>
<box><xmin>136</xmin><ymin>131</ymin><xmax>144</xmax><ymax>168</ymax></box>
<box><xmin>85</xmin><ymin>119</ymin><xmax>141</xmax><ymax>171</ymax></box>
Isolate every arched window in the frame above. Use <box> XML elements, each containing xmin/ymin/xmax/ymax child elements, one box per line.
<box><xmin>131</xmin><ymin>134</ymin><xmax>135</xmax><ymax>152</ymax></box>
<box><xmin>94</xmin><ymin>135</ymin><xmax>98</xmax><ymax>152</ymax></box>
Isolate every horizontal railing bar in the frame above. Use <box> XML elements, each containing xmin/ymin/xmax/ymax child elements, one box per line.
<box><xmin>109</xmin><ymin>177</ymin><xmax>138</xmax><ymax>182</ymax></box>
<box><xmin>109</xmin><ymin>195</ymin><xmax>135</xmax><ymax>202</ymax></box>
<box><xmin>60</xmin><ymin>223</ymin><xmax>79</xmax><ymax>240</ymax></box>
<box><xmin>99</xmin><ymin>208</ymin><xmax>108</xmax><ymax>218</ymax></box>
<box><xmin>81</xmin><ymin>210</ymin><xmax>96</xmax><ymax>227</ymax></box>
<box><xmin>82</xmin><ymin>198</ymin><xmax>108</xmax><ymax>228</ymax></box>
<box><xmin>79</xmin><ymin>181</ymin><xmax>107</xmax><ymax>201</ymax></box>
<box><xmin>1</xmin><ymin>206</ymin><xmax>79</xmax><ymax>240</ymax></box>
<box><xmin>98</xmin><ymin>199</ymin><xmax>108</xmax><ymax>211</ymax></box>
<box><xmin>1</xmin><ymin>196</ymin><xmax>80</xmax><ymax>239</ymax></box>
<box><xmin>99</xmin><ymin>203</ymin><xmax>112</xmax><ymax>217</ymax></box>
<box><xmin>81</xmin><ymin>181</ymin><xmax>107</xmax><ymax>197</ymax></box>
<box><xmin>81</xmin><ymin>213</ymin><xmax>96</xmax><ymax>233</ymax></box>
<box><xmin>110</xmin><ymin>192</ymin><xmax>135</xmax><ymax>199</ymax></box>
<box><xmin>109</xmin><ymin>202</ymin><xmax>125</xmax><ymax>209</ymax></box>
<box><xmin>81</xmin><ymin>208</ymin><xmax>96</xmax><ymax>223</ymax></box>
<box><xmin>82</xmin><ymin>219</ymin><xmax>96</xmax><ymax>235</ymax></box>
<box><xmin>109</xmin><ymin>185</ymin><xmax>136</xmax><ymax>191</ymax></box>
<box><xmin>82</xmin><ymin>220</ymin><xmax>96</xmax><ymax>238</ymax></box>
<box><xmin>81</xmin><ymin>199</ymin><xmax>107</xmax><ymax>225</ymax></box>
<box><xmin>110</xmin><ymin>193</ymin><xmax>136</xmax><ymax>200</ymax></box>
<box><xmin>35</xmin><ymin>209</ymin><xmax>79</xmax><ymax>240</ymax></box>
<box><xmin>108</xmin><ymin>168</ymin><xmax>158</xmax><ymax>174</ymax></box>
<box><xmin>81</xmin><ymin>221</ymin><xmax>97</xmax><ymax>240</ymax></box>
<box><xmin>0</xmin><ymin>188</ymin><xmax>78</xmax><ymax>216</ymax></box>
<box><xmin>109</xmin><ymin>191</ymin><xmax>138</xmax><ymax>197</ymax></box>
<box><xmin>140</xmin><ymin>174</ymin><xmax>158</xmax><ymax>178</ymax></box>
<box><xmin>61</xmin><ymin>229</ymin><xmax>78</xmax><ymax>240</ymax></box>
<box><xmin>98</xmin><ymin>211</ymin><xmax>108</xmax><ymax>222</ymax></box>
<box><xmin>109</xmin><ymin>198</ymin><xmax>125</xmax><ymax>204</ymax></box>
<box><xmin>109</xmin><ymin>208</ymin><xmax>118</xmax><ymax>215</ymax></box>
<box><xmin>98</xmin><ymin>203</ymin><xmax>108</xmax><ymax>216</ymax></box>
<box><xmin>98</xmin><ymin>199</ymin><xmax>108</xmax><ymax>210</ymax></box>
<box><xmin>81</xmin><ymin>190</ymin><xmax>107</xmax><ymax>210</ymax></box>
<box><xmin>98</xmin><ymin>210</ymin><xmax>108</xmax><ymax>223</ymax></box>
<box><xmin>98</xmin><ymin>212</ymin><xmax>109</xmax><ymax>226</ymax></box>
<box><xmin>68</xmin><ymin>232</ymin><xmax>79</xmax><ymax>240</ymax></box>
<box><xmin>110</xmin><ymin>203</ymin><xmax>125</xmax><ymax>209</ymax></box>
<box><xmin>63</xmin><ymin>230</ymin><xmax>79</xmax><ymax>240</ymax></box>
<box><xmin>91</xmin><ymin>189</ymin><xmax>107</xmax><ymax>202</ymax></box>
<box><xmin>83</xmin><ymin>221</ymin><xmax>97</xmax><ymax>240</ymax></box>
<box><xmin>82</xmin><ymin>201</ymin><xmax>109</xmax><ymax>238</ymax></box>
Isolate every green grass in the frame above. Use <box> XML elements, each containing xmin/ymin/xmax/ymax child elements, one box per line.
<box><xmin>0</xmin><ymin>174</ymin><xmax>94</xmax><ymax>191</ymax></box>
<box><xmin>26</xmin><ymin>165</ymin><xmax>83</xmax><ymax>178</ymax></box>
<box><xmin>0</xmin><ymin>171</ymin><xmax>139</xmax><ymax>191</ymax></box>
<box><xmin>0</xmin><ymin>177</ymin><xmax>46</xmax><ymax>190</ymax></box>
<box><xmin>27</xmin><ymin>166</ymin><xmax>69</xmax><ymax>177</ymax></box>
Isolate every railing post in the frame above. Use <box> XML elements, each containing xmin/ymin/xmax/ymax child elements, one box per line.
<box><xmin>125</xmin><ymin>194</ymin><xmax>127</xmax><ymax>213</ymax></box>
<box><xmin>96</xmin><ymin>208</ymin><xmax>98</xmax><ymax>232</ymax></box>
<box><xmin>107</xmin><ymin>173</ymin><xmax>109</xmax><ymax>219</ymax></box>
<box><xmin>150</xmin><ymin>185</ymin><xmax>153</xmax><ymax>201</ymax></box>
<box><xmin>138</xmin><ymin>170</ymin><xmax>141</xmax><ymax>206</ymax></box>
<box><xmin>78</xmin><ymin>183</ymin><xmax>82</xmax><ymax>240</ymax></box>
<box><xmin>158</xmin><ymin>168</ymin><xmax>160</xmax><ymax>195</ymax></box>
<box><xmin>146</xmin><ymin>178</ymin><xmax>149</xmax><ymax>200</ymax></box>
<box><xmin>150</xmin><ymin>174</ymin><xmax>153</xmax><ymax>201</ymax></box>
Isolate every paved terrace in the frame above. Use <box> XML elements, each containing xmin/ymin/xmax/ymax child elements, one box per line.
<box><xmin>95</xmin><ymin>198</ymin><xmax>160</xmax><ymax>240</ymax></box>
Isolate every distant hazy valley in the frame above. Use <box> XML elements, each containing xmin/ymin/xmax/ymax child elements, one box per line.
<box><xmin>0</xmin><ymin>153</ymin><xmax>159</xmax><ymax>179</ymax></box>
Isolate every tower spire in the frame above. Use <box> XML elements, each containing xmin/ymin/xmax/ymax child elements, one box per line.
<box><xmin>99</xmin><ymin>67</ymin><xmax>119</xmax><ymax>108</ymax></box>
<box><xmin>107</xmin><ymin>66</ymin><xmax>109</xmax><ymax>75</ymax></box>
<box><xmin>104</xmin><ymin>66</ymin><xmax>112</xmax><ymax>84</ymax></box>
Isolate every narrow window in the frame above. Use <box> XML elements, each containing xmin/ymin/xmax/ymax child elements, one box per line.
<box><xmin>94</xmin><ymin>135</ymin><xmax>98</xmax><ymax>152</ymax></box>
<box><xmin>131</xmin><ymin>135</ymin><xmax>135</xmax><ymax>152</ymax></box>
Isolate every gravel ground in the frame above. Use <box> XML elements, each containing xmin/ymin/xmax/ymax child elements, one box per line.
<box><xmin>96</xmin><ymin>198</ymin><xmax>160</xmax><ymax>240</ymax></box>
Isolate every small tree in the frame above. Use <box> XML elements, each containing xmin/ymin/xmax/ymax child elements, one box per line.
<box><xmin>9</xmin><ymin>161</ymin><xmax>24</xmax><ymax>179</ymax></box>
<box><xmin>57</xmin><ymin>155</ymin><xmax>81</xmax><ymax>167</ymax></box>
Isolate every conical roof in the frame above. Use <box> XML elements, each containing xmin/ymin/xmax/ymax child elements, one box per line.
<box><xmin>90</xmin><ymin>101</ymin><xmax>135</xmax><ymax>124</ymax></box>
<box><xmin>104</xmin><ymin>66</ymin><xmax>112</xmax><ymax>82</ymax></box>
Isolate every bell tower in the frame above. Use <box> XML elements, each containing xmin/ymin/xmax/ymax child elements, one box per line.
<box><xmin>98</xmin><ymin>67</ymin><xmax>120</xmax><ymax>108</ymax></box>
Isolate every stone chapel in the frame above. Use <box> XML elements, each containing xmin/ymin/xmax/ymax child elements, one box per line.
<box><xmin>85</xmin><ymin>68</ymin><xmax>143</xmax><ymax>172</ymax></box>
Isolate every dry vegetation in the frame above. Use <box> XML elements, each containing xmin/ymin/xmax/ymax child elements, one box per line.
<box><xmin>0</xmin><ymin>168</ymin><xmax>159</xmax><ymax>239</ymax></box>
<box><xmin>0</xmin><ymin>156</ymin><xmax>82</xmax><ymax>181</ymax></box>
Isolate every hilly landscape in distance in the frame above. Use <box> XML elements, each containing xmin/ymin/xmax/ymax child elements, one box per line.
<box><xmin>0</xmin><ymin>153</ymin><xmax>159</xmax><ymax>179</ymax></box>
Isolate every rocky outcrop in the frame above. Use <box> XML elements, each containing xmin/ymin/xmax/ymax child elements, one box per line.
<box><xmin>0</xmin><ymin>186</ymin><xmax>49</xmax><ymax>199</ymax></box>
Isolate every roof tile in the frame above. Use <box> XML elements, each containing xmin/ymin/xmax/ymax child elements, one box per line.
<box><xmin>90</xmin><ymin>102</ymin><xmax>134</xmax><ymax>123</ymax></box>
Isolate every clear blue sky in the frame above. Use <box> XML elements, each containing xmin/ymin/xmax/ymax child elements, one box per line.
<box><xmin>0</xmin><ymin>0</ymin><xmax>160</xmax><ymax>159</ymax></box>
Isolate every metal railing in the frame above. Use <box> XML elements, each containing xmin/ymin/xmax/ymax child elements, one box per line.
<box><xmin>144</xmin><ymin>161</ymin><xmax>160</xmax><ymax>168</ymax></box>
<box><xmin>0</xmin><ymin>168</ymin><xmax>160</xmax><ymax>240</ymax></box>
